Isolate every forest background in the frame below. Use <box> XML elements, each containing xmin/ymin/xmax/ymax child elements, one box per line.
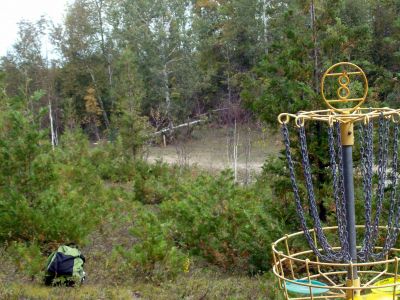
<box><xmin>1</xmin><ymin>0</ymin><xmax>400</xmax><ymax>299</ymax></box>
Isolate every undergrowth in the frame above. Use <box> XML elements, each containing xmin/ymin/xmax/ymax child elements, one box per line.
<box><xmin>0</xmin><ymin>109</ymin><xmax>287</xmax><ymax>298</ymax></box>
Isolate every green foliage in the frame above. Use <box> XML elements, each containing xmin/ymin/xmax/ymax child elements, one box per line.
<box><xmin>89</xmin><ymin>139</ymin><xmax>137</xmax><ymax>182</ymax></box>
<box><xmin>6</xmin><ymin>242</ymin><xmax>45</xmax><ymax>280</ymax></box>
<box><xmin>133</xmin><ymin>161</ymin><xmax>186</xmax><ymax>204</ymax></box>
<box><xmin>3</xmin><ymin>0</ymin><xmax>400</xmax><ymax>140</ymax></box>
<box><xmin>0</xmin><ymin>111</ymin><xmax>108</xmax><ymax>245</ymax></box>
<box><xmin>119</xmin><ymin>167</ymin><xmax>284</xmax><ymax>278</ymax></box>
<box><xmin>0</xmin><ymin>84</ymin><xmax>285</xmax><ymax>290</ymax></box>
<box><xmin>240</xmin><ymin>0</ymin><xmax>377</xmax><ymax>220</ymax></box>
<box><xmin>112</xmin><ymin>48</ymin><xmax>150</xmax><ymax>157</ymax></box>
<box><xmin>0</xmin><ymin>110</ymin><xmax>53</xmax><ymax>242</ymax></box>
<box><xmin>5</xmin><ymin>0</ymin><xmax>400</xmax><ymax>296</ymax></box>
<box><xmin>161</xmin><ymin>170</ymin><xmax>283</xmax><ymax>274</ymax></box>
<box><xmin>115</xmin><ymin>111</ymin><xmax>149</xmax><ymax>158</ymax></box>
<box><xmin>258</xmin><ymin>156</ymin><xmax>299</xmax><ymax>229</ymax></box>
<box><xmin>0</xmin><ymin>109</ymin><xmax>286</xmax><ymax>290</ymax></box>
<box><xmin>244</xmin><ymin>3</ymin><xmax>364</xmax><ymax>122</ymax></box>
<box><xmin>115</xmin><ymin>208</ymin><xmax>187</xmax><ymax>281</ymax></box>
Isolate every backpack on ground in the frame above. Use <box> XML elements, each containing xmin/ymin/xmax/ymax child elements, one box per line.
<box><xmin>44</xmin><ymin>245</ymin><xmax>86</xmax><ymax>286</ymax></box>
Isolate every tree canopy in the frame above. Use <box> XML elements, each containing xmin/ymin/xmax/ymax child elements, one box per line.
<box><xmin>2</xmin><ymin>0</ymin><xmax>400</xmax><ymax>141</ymax></box>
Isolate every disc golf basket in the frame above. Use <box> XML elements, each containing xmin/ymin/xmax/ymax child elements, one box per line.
<box><xmin>272</xmin><ymin>62</ymin><xmax>400</xmax><ymax>300</ymax></box>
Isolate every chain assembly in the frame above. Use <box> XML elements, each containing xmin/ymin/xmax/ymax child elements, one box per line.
<box><xmin>282</xmin><ymin>123</ymin><xmax>341</xmax><ymax>261</ymax></box>
<box><xmin>282</xmin><ymin>114</ymin><xmax>400</xmax><ymax>262</ymax></box>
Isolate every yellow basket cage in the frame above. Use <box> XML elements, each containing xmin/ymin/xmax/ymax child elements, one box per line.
<box><xmin>272</xmin><ymin>62</ymin><xmax>400</xmax><ymax>300</ymax></box>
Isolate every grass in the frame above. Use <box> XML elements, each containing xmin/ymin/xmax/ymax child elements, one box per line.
<box><xmin>0</xmin><ymin>271</ymin><xmax>283</xmax><ymax>300</ymax></box>
<box><xmin>1</xmin><ymin>233</ymin><xmax>283</xmax><ymax>300</ymax></box>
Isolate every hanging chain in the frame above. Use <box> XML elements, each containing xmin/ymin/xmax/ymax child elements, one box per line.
<box><xmin>373</xmin><ymin>122</ymin><xmax>400</xmax><ymax>260</ymax></box>
<box><xmin>282</xmin><ymin>123</ymin><xmax>327</xmax><ymax>260</ymax></box>
<box><xmin>390</xmin><ymin>123</ymin><xmax>400</xmax><ymax>248</ymax></box>
<box><xmin>387</xmin><ymin>123</ymin><xmax>399</xmax><ymax>229</ymax></box>
<box><xmin>282</xmin><ymin>116</ymin><xmax>400</xmax><ymax>262</ymax></box>
<box><xmin>358</xmin><ymin>120</ymin><xmax>374</xmax><ymax>261</ymax></box>
<box><xmin>369</xmin><ymin>115</ymin><xmax>389</xmax><ymax>259</ymax></box>
<box><xmin>299</xmin><ymin>125</ymin><xmax>339</xmax><ymax>259</ymax></box>
<box><xmin>282</xmin><ymin>123</ymin><xmax>348</xmax><ymax>262</ymax></box>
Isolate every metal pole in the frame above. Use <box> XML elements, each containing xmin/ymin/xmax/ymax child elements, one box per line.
<box><xmin>341</xmin><ymin>123</ymin><xmax>360</xmax><ymax>299</ymax></box>
<box><xmin>343</xmin><ymin>145</ymin><xmax>357</xmax><ymax>277</ymax></box>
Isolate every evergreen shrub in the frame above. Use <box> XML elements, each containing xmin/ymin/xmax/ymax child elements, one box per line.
<box><xmin>119</xmin><ymin>168</ymin><xmax>284</xmax><ymax>278</ymax></box>
<box><xmin>161</xmin><ymin>170</ymin><xmax>283</xmax><ymax>274</ymax></box>
<box><xmin>0</xmin><ymin>112</ymin><xmax>107</xmax><ymax>245</ymax></box>
<box><xmin>133</xmin><ymin>161</ymin><xmax>186</xmax><ymax>204</ymax></box>
<box><xmin>89</xmin><ymin>138</ymin><xmax>136</xmax><ymax>182</ymax></box>
<box><xmin>115</xmin><ymin>208</ymin><xmax>187</xmax><ymax>281</ymax></box>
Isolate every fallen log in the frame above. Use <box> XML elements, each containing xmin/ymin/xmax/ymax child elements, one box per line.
<box><xmin>153</xmin><ymin>119</ymin><xmax>206</xmax><ymax>135</ymax></box>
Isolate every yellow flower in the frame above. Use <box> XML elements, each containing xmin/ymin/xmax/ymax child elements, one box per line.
<box><xmin>183</xmin><ymin>257</ymin><xmax>190</xmax><ymax>273</ymax></box>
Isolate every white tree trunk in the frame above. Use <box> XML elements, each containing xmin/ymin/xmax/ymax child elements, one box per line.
<box><xmin>262</xmin><ymin>0</ymin><xmax>269</xmax><ymax>54</ymax></box>
<box><xmin>48</xmin><ymin>100</ymin><xmax>57</xmax><ymax>150</ymax></box>
<box><xmin>244</xmin><ymin>126</ymin><xmax>251</xmax><ymax>185</ymax></box>
<box><xmin>233</xmin><ymin>119</ymin><xmax>239</xmax><ymax>183</ymax></box>
<box><xmin>154</xmin><ymin>119</ymin><xmax>205</xmax><ymax>135</ymax></box>
<box><xmin>163</xmin><ymin>64</ymin><xmax>173</xmax><ymax>129</ymax></box>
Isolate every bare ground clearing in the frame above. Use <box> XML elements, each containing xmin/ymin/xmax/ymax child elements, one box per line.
<box><xmin>146</xmin><ymin>124</ymin><xmax>281</xmax><ymax>181</ymax></box>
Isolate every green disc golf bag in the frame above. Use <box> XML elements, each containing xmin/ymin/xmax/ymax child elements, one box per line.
<box><xmin>44</xmin><ymin>245</ymin><xmax>86</xmax><ymax>286</ymax></box>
